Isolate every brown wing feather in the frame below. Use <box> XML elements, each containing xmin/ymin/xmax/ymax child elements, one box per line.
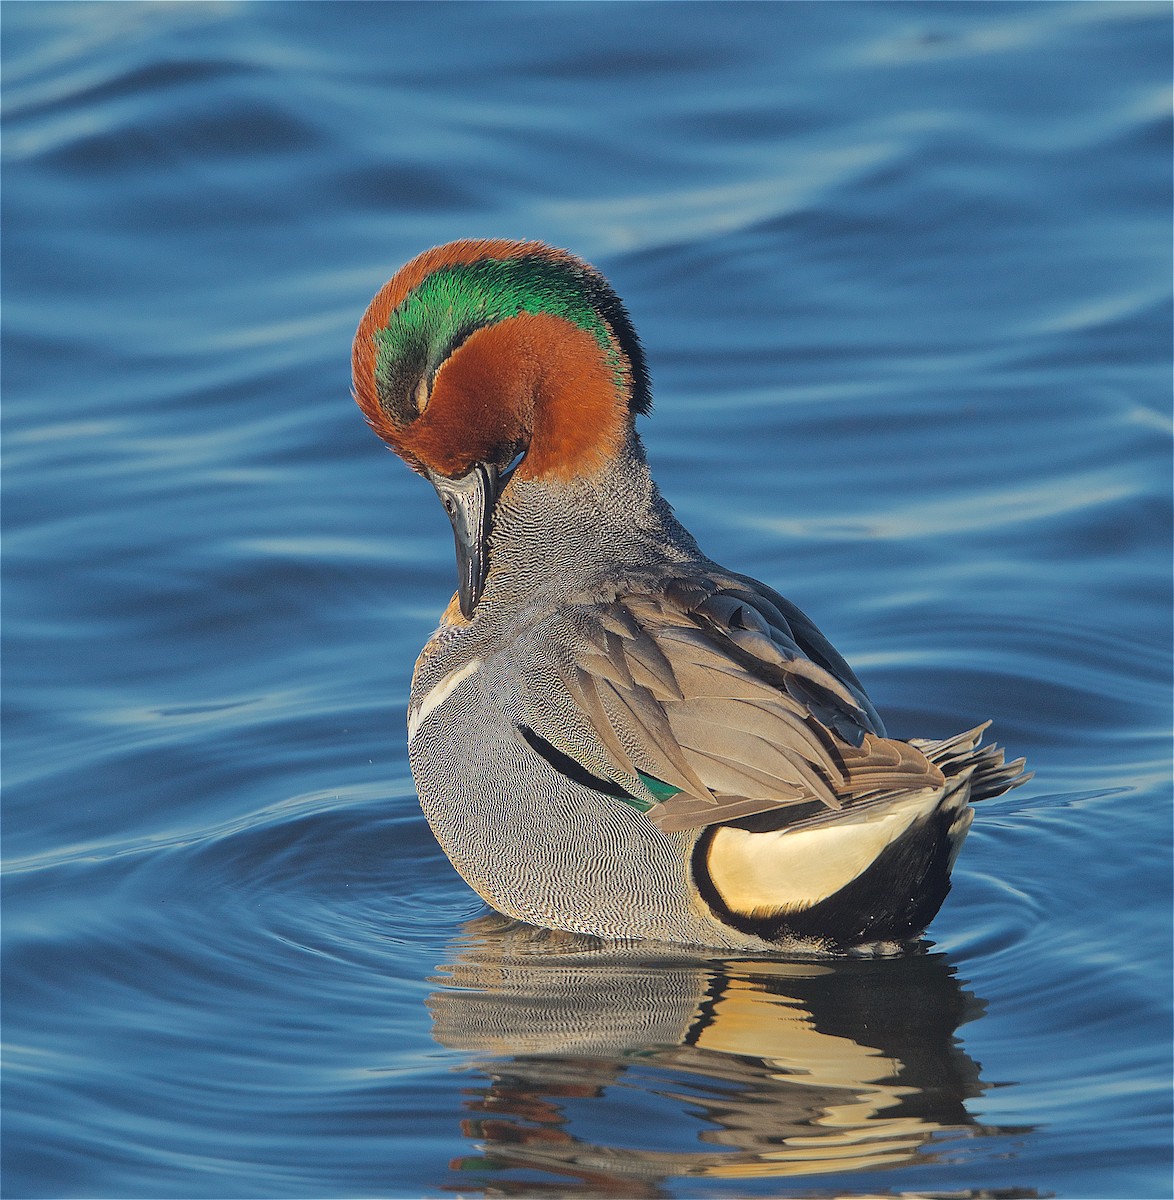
<box><xmin>536</xmin><ymin>574</ymin><xmax>947</xmax><ymax>832</ymax></box>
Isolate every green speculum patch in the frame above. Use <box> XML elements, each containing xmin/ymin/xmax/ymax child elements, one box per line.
<box><xmin>636</xmin><ymin>771</ymin><xmax>682</xmax><ymax>802</ymax></box>
<box><xmin>372</xmin><ymin>256</ymin><xmax>624</xmax><ymax>416</ymax></box>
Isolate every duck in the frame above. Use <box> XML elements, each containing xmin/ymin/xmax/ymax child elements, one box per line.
<box><xmin>351</xmin><ymin>238</ymin><xmax>1029</xmax><ymax>955</ymax></box>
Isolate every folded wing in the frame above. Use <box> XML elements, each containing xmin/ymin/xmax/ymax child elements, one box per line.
<box><xmin>534</xmin><ymin>574</ymin><xmax>950</xmax><ymax>833</ymax></box>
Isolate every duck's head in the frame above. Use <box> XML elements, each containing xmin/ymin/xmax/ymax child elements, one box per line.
<box><xmin>352</xmin><ymin>239</ymin><xmax>650</xmax><ymax>617</ymax></box>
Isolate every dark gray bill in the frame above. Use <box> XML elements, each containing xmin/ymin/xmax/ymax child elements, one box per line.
<box><xmin>428</xmin><ymin>462</ymin><xmax>500</xmax><ymax>619</ymax></box>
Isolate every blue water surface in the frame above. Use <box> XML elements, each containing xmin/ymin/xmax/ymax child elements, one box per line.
<box><xmin>3</xmin><ymin>3</ymin><xmax>1171</xmax><ymax>1197</ymax></box>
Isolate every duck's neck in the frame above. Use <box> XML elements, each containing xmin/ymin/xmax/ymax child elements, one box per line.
<box><xmin>484</xmin><ymin>431</ymin><xmax>703</xmax><ymax>604</ymax></box>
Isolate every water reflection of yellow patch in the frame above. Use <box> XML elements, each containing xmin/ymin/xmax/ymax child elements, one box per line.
<box><xmin>424</xmin><ymin>915</ymin><xmax>1031</xmax><ymax>1193</ymax></box>
<box><xmin>687</xmin><ymin>975</ymin><xmax>926</xmax><ymax>1175</ymax></box>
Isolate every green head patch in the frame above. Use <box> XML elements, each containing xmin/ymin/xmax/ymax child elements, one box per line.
<box><xmin>370</xmin><ymin>253</ymin><xmax>649</xmax><ymax>427</ymax></box>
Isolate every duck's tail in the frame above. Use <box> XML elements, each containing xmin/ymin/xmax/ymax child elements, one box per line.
<box><xmin>696</xmin><ymin>722</ymin><xmax>1031</xmax><ymax>954</ymax></box>
<box><xmin>909</xmin><ymin>721</ymin><xmax>1032</xmax><ymax>804</ymax></box>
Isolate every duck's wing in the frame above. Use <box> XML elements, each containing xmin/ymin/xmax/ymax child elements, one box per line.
<box><xmin>535</xmin><ymin>574</ymin><xmax>949</xmax><ymax>834</ymax></box>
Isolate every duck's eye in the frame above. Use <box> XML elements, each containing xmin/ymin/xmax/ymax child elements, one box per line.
<box><xmin>413</xmin><ymin>376</ymin><xmax>430</xmax><ymax>417</ymax></box>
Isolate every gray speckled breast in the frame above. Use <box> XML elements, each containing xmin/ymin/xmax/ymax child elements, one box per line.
<box><xmin>403</xmin><ymin>447</ymin><xmax>775</xmax><ymax>950</ymax></box>
<box><xmin>407</xmin><ymin>617</ymin><xmax>761</xmax><ymax>950</ymax></box>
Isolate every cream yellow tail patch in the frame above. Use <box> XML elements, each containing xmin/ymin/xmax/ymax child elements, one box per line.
<box><xmin>706</xmin><ymin>791</ymin><xmax>945</xmax><ymax>915</ymax></box>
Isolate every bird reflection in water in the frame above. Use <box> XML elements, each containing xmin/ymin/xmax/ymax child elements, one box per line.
<box><xmin>428</xmin><ymin>914</ymin><xmax>1030</xmax><ymax>1195</ymax></box>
